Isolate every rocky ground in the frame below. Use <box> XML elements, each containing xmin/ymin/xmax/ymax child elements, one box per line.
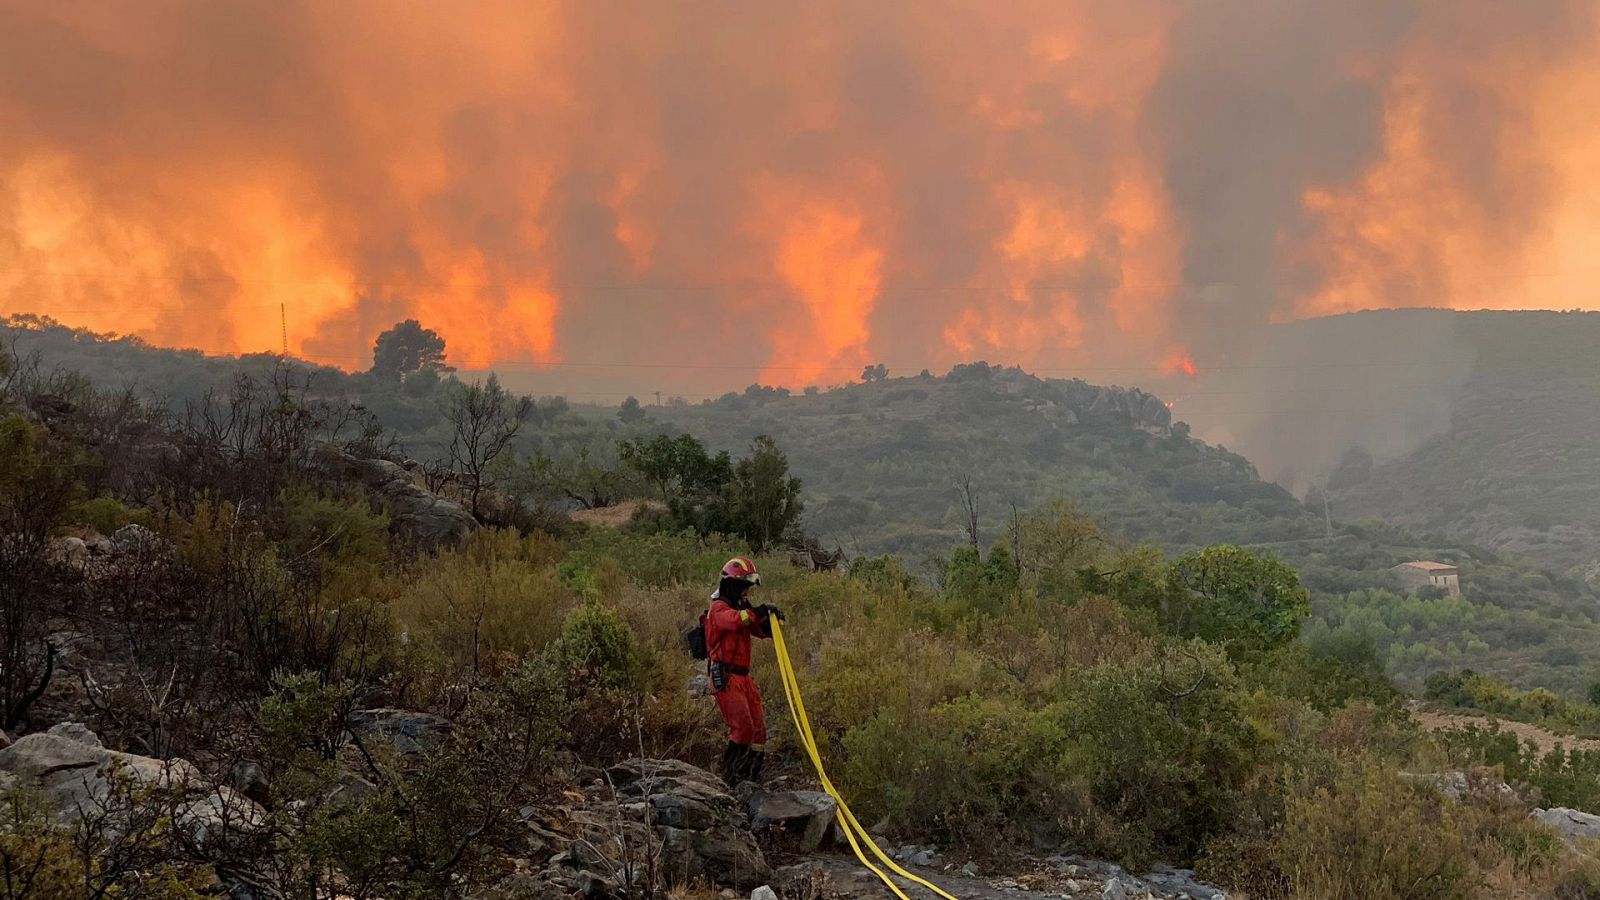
<box><xmin>783</xmin><ymin>855</ymin><xmax>1225</xmax><ymax>900</ymax></box>
<box><xmin>0</xmin><ymin>718</ymin><xmax>1231</xmax><ymax>900</ymax></box>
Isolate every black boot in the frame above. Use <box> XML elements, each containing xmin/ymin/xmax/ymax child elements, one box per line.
<box><xmin>738</xmin><ymin>749</ymin><xmax>765</xmax><ymax>785</ymax></box>
<box><xmin>720</xmin><ymin>741</ymin><xmax>747</xmax><ymax>786</ymax></box>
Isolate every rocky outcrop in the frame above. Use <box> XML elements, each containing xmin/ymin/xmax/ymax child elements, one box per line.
<box><xmin>1400</xmin><ymin>770</ymin><xmax>1520</xmax><ymax>804</ymax></box>
<box><xmin>348</xmin><ymin>707</ymin><xmax>451</xmax><ymax>760</ymax></box>
<box><xmin>0</xmin><ymin>722</ymin><xmax>262</xmax><ymax>846</ymax></box>
<box><xmin>311</xmin><ymin>446</ymin><xmax>476</xmax><ymax>548</ymax></box>
<box><xmin>780</xmin><ymin>854</ymin><xmax>1228</xmax><ymax>900</ymax></box>
<box><xmin>1049</xmin><ymin>379</ymin><xmax>1173</xmax><ymax>431</ymax></box>
<box><xmin>612</xmin><ymin>758</ymin><xmax>770</xmax><ymax>887</ymax></box>
<box><xmin>515</xmin><ymin>759</ymin><xmax>770</xmax><ymax>895</ymax></box>
<box><xmin>1534</xmin><ymin>807</ymin><xmax>1600</xmax><ymax>843</ymax></box>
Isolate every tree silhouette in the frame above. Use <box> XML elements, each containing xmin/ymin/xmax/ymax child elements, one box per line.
<box><xmin>372</xmin><ymin>320</ymin><xmax>453</xmax><ymax>379</ymax></box>
<box><xmin>617</xmin><ymin>396</ymin><xmax>646</xmax><ymax>424</ymax></box>
<box><xmin>444</xmin><ymin>375</ymin><xmax>532</xmax><ymax>519</ymax></box>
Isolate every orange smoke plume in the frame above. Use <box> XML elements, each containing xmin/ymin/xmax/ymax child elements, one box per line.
<box><xmin>2</xmin><ymin>1</ymin><xmax>1597</xmax><ymax>391</ymax></box>
<box><xmin>1290</xmin><ymin>1</ymin><xmax>1600</xmax><ymax>318</ymax></box>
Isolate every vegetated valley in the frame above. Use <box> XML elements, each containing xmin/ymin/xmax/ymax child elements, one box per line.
<box><xmin>4</xmin><ymin>315</ymin><xmax>1600</xmax><ymax>898</ymax></box>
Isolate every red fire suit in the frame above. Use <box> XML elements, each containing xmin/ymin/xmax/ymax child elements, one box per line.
<box><xmin>705</xmin><ymin>595</ymin><xmax>771</xmax><ymax>748</ymax></box>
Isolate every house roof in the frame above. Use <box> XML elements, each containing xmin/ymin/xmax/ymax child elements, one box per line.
<box><xmin>1394</xmin><ymin>561</ymin><xmax>1459</xmax><ymax>572</ymax></box>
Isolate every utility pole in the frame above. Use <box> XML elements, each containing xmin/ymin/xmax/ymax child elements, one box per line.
<box><xmin>1322</xmin><ymin>489</ymin><xmax>1333</xmax><ymax>541</ymax></box>
<box><xmin>654</xmin><ymin>390</ymin><xmax>662</xmax><ymax>407</ymax></box>
<box><xmin>280</xmin><ymin>303</ymin><xmax>288</xmax><ymax>357</ymax></box>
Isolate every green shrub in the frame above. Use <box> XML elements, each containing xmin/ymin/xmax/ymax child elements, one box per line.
<box><xmin>559</xmin><ymin>526</ymin><xmax>737</xmax><ymax>590</ymax></box>
<box><xmin>1163</xmin><ymin>545</ymin><xmax>1311</xmax><ymax>655</ymax></box>
<box><xmin>1050</xmin><ymin>642</ymin><xmax>1261</xmax><ymax>866</ymax></box>
<box><xmin>1248</xmin><ymin>631</ymin><xmax>1400</xmax><ymax>713</ymax></box>
<box><xmin>0</xmin><ymin>792</ymin><xmax>82</xmax><ymax>897</ymax></box>
<box><xmin>555</xmin><ymin>599</ymin><xmax>643</xmax><ymax>692</ymax></box>
<box><xmin>1430</xmin><ymin>722</ymin><xmax>1600</xmax><ymax>812</ymax></box>
<box><xmin>1424</xmin><ymin>668</ymin><xmax>1600</xmax><ymax>733</ymax></box>
<box><xmin>72</xmin><ymin>493</ymin><xmax>152</xmax><ymax>534</ymax></box>
<box><xmin>841</xmin><ymin>695</ymin><xmax>1064</xmax><ymax>848</ymax></box>
<box><xmin>277</xmin><ymin>481</ymin><xmax>392</xmax><ymax>566</ymax></box>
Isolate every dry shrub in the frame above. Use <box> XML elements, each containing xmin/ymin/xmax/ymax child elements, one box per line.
<box><xmin>391</xmin><ymin>528</ymin><xmax>572</xmax><ymax>675</ymax></box>
<box><xmin>1275</xmin><ymin>761</ymin><xmax>1476</xmax><ymax>899</ymax></box>
<box><xmin>608</xmin><ymin>583</ymin><xmax>727</xmax><ymax>764</ymax></box>
<box><xmin>1222</xmin><ymin>755</ymin><xmax>1571</xmax><ymax>900</ymax></box>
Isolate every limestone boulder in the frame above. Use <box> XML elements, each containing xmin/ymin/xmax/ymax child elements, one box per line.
<box><xmin>1535</xmin><ymin>807</ymin><xmax>1600</xmax><ymax>842</ymax></box>
<box><xmin>0</xmin><ymin>723</ymin><xmax>262</xmax><ymax>846</ymax></box>
<box><xmin>747</xmin><ymin>789</ymin><xmax>838</xmax><ymax>851</ymax></box>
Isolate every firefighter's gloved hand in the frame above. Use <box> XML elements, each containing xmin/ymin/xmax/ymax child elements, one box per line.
<box><xmin>759</xmin><ymin>604</ymin><xmax>786</xmax><ymax>622</ymax></box>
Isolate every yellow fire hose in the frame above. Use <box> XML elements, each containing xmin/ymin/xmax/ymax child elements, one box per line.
<box><xmin>770</xmin><ymin>619</ymin><xmax>960</xmax><ymax>900</ymax></box>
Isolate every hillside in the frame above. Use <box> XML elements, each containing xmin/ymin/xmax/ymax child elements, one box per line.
<box><xmin>0</xmin><ymin>316</ymin><xmax>1321</xmax><ymax>562</ymax></box>
<box><xmin>1327</xmin><ymin>311</ymin><xmax>1600</xmax><ymax>573</ymax></box>
<box><xmin>5</xmin><ymin>314</ymin><xmax>1599</xmax><ymax>691</ymax></box>
<box><xmin>1179</xmin><ymin>309</ymin><xmax>1600</xmax><ymax>576</ymax></box>
<box><xmin>641</xmin><ymin>363</ymin><xmax>1316</xmax><ymax>561</ymax></box>
<box><xmin>7</xmin><ymin>329</ymin><xmax>1600</xmax><ymax>898</ymax></box>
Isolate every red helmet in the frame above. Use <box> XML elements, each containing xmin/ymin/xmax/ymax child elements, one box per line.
<box><xmin>721</xmin><ymin>556</ymin><xmax>761</xmax><ymax>585</ymax></box>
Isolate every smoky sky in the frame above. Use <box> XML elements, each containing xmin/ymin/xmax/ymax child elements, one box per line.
<box><xmin>2</xmin><ymin>0</ymin><xmax>1597</xmax><ymax>402</ymax></box>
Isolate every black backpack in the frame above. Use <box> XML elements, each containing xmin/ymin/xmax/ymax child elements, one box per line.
<box><xmin>683</xmin><ymin>612</ymin><xmax>709</xmax><ymax>660</ymax></box>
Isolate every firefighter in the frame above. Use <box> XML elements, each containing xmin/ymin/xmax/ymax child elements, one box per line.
<box><xmin>705</xmin><ymin>556</ymin><xmax>784</xmax><ymax>786</ymax></box>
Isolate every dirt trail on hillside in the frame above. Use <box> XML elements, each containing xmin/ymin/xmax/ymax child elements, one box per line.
<box><xmin>1411</xmin><ymin>704</ymin><xmax>1600</xmax><ymax>753</ymax></box>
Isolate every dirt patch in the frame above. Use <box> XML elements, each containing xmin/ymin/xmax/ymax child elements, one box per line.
<box><xmin>1411</xmin><ymin>704</ymin><xmax>1600</xmax><ymax>753</ymax></box>
<box><xmin>569</xmin><ymin>499</ymin><xmax>661</xmax><ymax>528</ymax></box>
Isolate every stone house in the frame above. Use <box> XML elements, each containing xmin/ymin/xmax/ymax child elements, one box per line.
<box><xmin>1391</xmin><ymin>560</ymin><xmax>1461</xmax><ymax>597</ymax></box>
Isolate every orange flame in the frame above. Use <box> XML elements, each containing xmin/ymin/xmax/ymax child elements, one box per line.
<box><xmin>2</xmin><ymin>2</ymin><xmax>1598</xmax><ymax>389</ymax></box>
<box><xmin>1290</xmin><ymin>5</ymin><xmax>1600</xmax><ymax>318</ymax></box>
<box><xmin>1162</xmin><ymin>349</ymin><xmax>1197</xmax><ymax>378</ymax></box>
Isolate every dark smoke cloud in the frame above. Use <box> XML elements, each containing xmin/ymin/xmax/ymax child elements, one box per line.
<box><xmin>1152</xmin><ymin>0</ymin><xmax>1415</xmax><ymax>355</ymax></box>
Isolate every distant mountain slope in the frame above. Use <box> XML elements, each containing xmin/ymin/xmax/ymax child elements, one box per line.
<box><xmin>1276</xmin><ymin>310</ymin><xmax>1600</xmax><ymax>574</ymax></box>
<box><xmin>646</xmin><ymin>363</ymin><xmax>1323</xmax><ymax>562</ymax></box>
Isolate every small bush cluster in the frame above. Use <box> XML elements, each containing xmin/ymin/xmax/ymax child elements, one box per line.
<box><xmin>1425</xmin><ymin>668</ymin><xmax>1600</xmax><ymax>734</ymax></box>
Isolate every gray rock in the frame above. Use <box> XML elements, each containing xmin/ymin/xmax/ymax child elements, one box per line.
<box><xmin>1102</xmin><ymin>877</ymin><xmax>1136</xmax><ymax>900</ymax></box>
<box><xmin>747</xmin><ymin>789</ymin><xmax>837</xmax><ymax>851</ymax></box>
<box><xmin>46</xmin><ymin>721</ymin><xmax>101</xmax><ymax>747</ymax></box>
<box><xmin>1401</xmin><ymin>770</ymin><xmax>1517</xmax><ymax>803</ymax></box>
<box><xmin>325</xmin><ymin>773</ymin><xmax>377</xmax><ymax>810</ymax></box>
<box><xmin>348</xmin><ymin>708</ymin><xmax>450</xmax><ymax>758</ymax></box>
<box><xmin>0</xmin><ymin>731</ymin><xmax>263</xmax><ymax>844</ymax></box>
<box><xmin>85</xmin><ymin>535</ymin><xmax>115</xmax><ymax>555</ymax></box>
<box><xmin>651</xmin><ymin>793</ymin><xmax>720</xmax><ymax>831</ymax></box>
<box><xmin>771</xmin><ymin>862</ymin><xmax>830</xmax><ymax>899</ymax></box>
<box><xmin>1535</xmin><ymin>807</ymin><xmax>1600</xmax><ymax>842</ymax></box>
<box><xmin>1144</xmin><ymin>865</ymin><xmax>1227</xmax><ymax>900</ymax></box>
<box><xmin>229</xmin><ymin>760</ymin><xmax>267</xmax><ymax>795</ymax></box>
<box><xmin>595</xmin><ymin>759</ymin><xmax>770</xmax><ymax>889</ymax></box>
<box><xmin>750</xmin><ymin>886</ymin><xmax>777</xmax><ymax>900</ymax></box>
<box><xmin>54</xmin><ymin>536</ymin><xmax>89</xmax><ymax>567</ymax></box>
<box><xmin>692</xmin><ymin>824</ymin><xmax>770</xmax><ymax>889</ymax></box>
<box><xmin>571</xmin><ymin>869</ymin><xmax>618</xmax><ymax>898</ymax></box>
<box><xmin>312</xmin><ymin>446</ymin><xmax>475</xmax><ymax>548</ymax></box>
<box><xmin>111</xmin><ymin>523</ymin><xmax>165</xmax><ymax>553</ymax></box>
<box><xmin>611</xmin><ymin>758</ymin><xmax>735</xmax><ymax>809</ymax></box>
